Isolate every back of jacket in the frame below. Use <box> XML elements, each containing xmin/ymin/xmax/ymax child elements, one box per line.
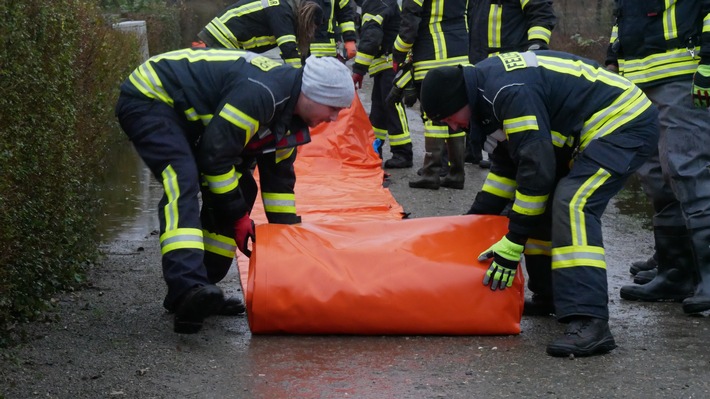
<box><xmin>606</xmin><ymin>0</ymin><xmax>710</xmax><ymax>88</ymax></box>
<box><xmin>468</xmin><ymin>0</ymin><xmax>556</xmax><ymax>64</ymax></box>
<box><xmin>394</xmin><ymin>0</ymin><xmax>470</xmax><ymax>80</ymax></box>
<box><xmin>352</xmin><ymin>0</ymin><xmax>401</xmax><ymax>76</ymax></box>
<box><xmin>199</xmin><ymin>0</ymin><xmax>303</xmax><ymax>67</ymax></box>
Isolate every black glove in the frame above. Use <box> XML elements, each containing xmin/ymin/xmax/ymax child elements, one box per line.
<box><xmin>385</xmin><ymin>85</ymin><xmax>404</xmax><ymax>107</ymax></box>
<box><xmin>402</xmin><ymin>84</ymin><xmax>418</xmax><ymax>107</ymax></box>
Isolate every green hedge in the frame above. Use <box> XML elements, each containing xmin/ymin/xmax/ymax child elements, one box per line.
<box><xmin>0</xmin><ymin>0</ymin><xmax>141</xmax><ymax>345</ymax></box>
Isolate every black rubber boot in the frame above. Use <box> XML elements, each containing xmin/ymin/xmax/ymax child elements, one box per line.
<box><xmin>620</xmin><ymin>226</ymin><xmax>695</xmax><ymax>302</ymax></box>
<box><xmin>409</xmin><ymin>137</ymin><xmax>444</xmax><ymax>190</ymax></box>
<box><xmin>384</xmin><ymin>143</ymin><xmax>413</xmax><ymax>169</ymax></box>
<box><xmin>174</xmin><ymin>285</ymin><xmax>224</xmax><ymax>334</ymax></box>
<box><xmin>633</xmin><ymin>269</ymin><xmax>657</xmax><ymax>285</ymax></box>
<box><xmin>630</xmin><ymin>252</ymin><xmax>658</xmax><ymax>275</ymax></box>
<box><xmin>546</xmin><ymin>317</ymin><xmax>617</xmax><ymax>357</ymax></box>
<box><xmin>441</xmin><ymin>136</ymin><xmax>465</xmax><ymax>189</ymax></box>
<box><xmin>214</xmin><ymin>296</ymin><xmax>246</xmax><ymax>316</ymax></box>
<box><xmin>523</xmin><ymin>255</ymin><xmax>555</xmax><ymax>316</ymax></box>
<box><xmin>683</xmin><ymin>227</ymin><xmax>710</xmax><ymax>314</ymax></box>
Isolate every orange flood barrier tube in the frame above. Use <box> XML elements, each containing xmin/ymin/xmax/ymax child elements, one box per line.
<box><xmin>239</xmin><ymin>93</ymin><xmax>523</xmax><ymax>335</ymax></box>
<box><xmin>246</xmin><ymin>215</ymin><xmax>524</xmax><ymax>335</ymax></box>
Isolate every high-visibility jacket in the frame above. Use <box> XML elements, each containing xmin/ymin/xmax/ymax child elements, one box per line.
<box><xmin>352</xmin><ymin>0</ymin><xmax>401</xmax><ymax>76</ymax></box>
<box><xmin>120</xmin><ymin>48</ymin><xmax>309</xmax><ymax>224</ymax></box>
<box><xmin>393</xmin><ymin>0</ymin><xmax>470</xmax><ymax>81</ymax></box>
<box><xmin>464</xmin><ymin>50</ymin><xmax>654</xmax><ymax>238</ymax></box>
<box><xmin>198</xmin><ymin>0</ymin><xmax>309</xmax><ymax>67</ymax></box>
<box><xmin>606</xmin><ymin>0</ymin><xmax>710</xmax><ymax>88</ymax></box>
<box><xmin>468</xmin><ymin>0</ymin><xmax>556</xmax><ymax>64</ymax></box>
<box><xmin>310</xmin><ymin>0</ymin><xmax>357</xmax><ymax>57</ymax></box>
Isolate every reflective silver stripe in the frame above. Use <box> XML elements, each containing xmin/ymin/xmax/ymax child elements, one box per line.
<box><xmin>204</xmin><ymin>235</ymin><xmax>237</xmax><ymax>253</ymax></box>
<box><xmin>552</xmin><ymin>250</ymin><xmax>605</xmax><ymax>264</ymax></box>
<box><xmin>161</xmin><ymin>232</ymin><xmax>203</xmax><ymax>248</ymax></box>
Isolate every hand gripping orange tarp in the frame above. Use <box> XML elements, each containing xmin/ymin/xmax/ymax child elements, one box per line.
<box><xmin>237</xmin><ymin>93</ymin><xmax>524</xmax><ymax>335</ymax></box>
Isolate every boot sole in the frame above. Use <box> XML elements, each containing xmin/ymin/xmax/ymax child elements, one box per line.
<box><xmin>546</xmin><ymin>337</ymin><xmax>617</xmax><ymax>357</ymax></box>
<box><xmin>620</xmin><ymin>290</ymin><xmax>691</xmax><ymax>303</ymax></box>
<box><xmin>682</xmin><ymin>301</ymin><xmax>710</xmax><ymax>314</ymax></box>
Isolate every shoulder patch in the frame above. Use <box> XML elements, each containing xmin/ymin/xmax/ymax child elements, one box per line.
<box><xmin>498</xmin><ymin>52</ymin><xmax>528</xmax><ymax>72</ymax></box>
<box><xmin>249</xmin><ymin>55</ymin><xmax>281</xmax><ymax>71</ymax></box>
<box><xmin>268</xmin><ymin>0</ymin><xmax>280</xmax><ymax>5</ymax></box>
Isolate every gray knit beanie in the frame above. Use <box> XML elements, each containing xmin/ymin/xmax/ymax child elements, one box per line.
<box><xmin>301</xmin><ymin>55</ymin><xmax>355</xmax><ymax>108</ymax></box>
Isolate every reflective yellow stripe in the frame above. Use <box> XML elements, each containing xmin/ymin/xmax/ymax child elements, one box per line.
<box><xmin>160</xmin><ymin>228</ymin><xmax>204</xmax><ymax>254</ymax></box>
<box><xmin>203</xmin><ymin>231</ymin><xmax>237</xmax><ymax>258</ymax></box>
<box><xmin>528</xmin><ymin>26</ymin><xmax>551</xmax><ymax>42</ymax></box>
<box><xmin>412</xmin><ymin>56</ymin><xmax>469</xmax><ymax>80</ymax></box>
<box><xmin>552</xmin><ymin>245</ymin><xmax>606</xmax><ymax>269</ymax></box>
<box><xmin>503</xmin><ymin>115</ymin><xmax>539</xmax><ymax>135</ymax></box>
<box><xmin>339</xmin><ymin>21</ymin><xmax>356</xmax><ymax>33</ymax></box>
<box><xmin>128</xmin><ymin>62</ymin><xmax>172</xmax><ymax>105</ymax></box>
<box><xmin>183</xmin><ymin>108</ymin><xmax>213</xmax><ymax>126</ymax></box>
<box><xmin>488</xmin><ymin>4</ymin><xmax>502</xmax><ymax>49</ymax></box>
<box><xmin>161</xmin><ymin>165</ymin><xmax>180</xmax><ymax>231</ymax></box>
<box><xmin>512</xmin><ymin>191</ymin><xmax>548</xmax><ymax>216</ymax></box>
<box><xmin>619</xmin><ymin>48</ymin><xmax>699</xmax><ymax>85</ymax></box>
<box><xmin>368</xmin><ymin>57</ymin><xmax>393</xmax><ymax>74</ymax></box>
<box><xmin>663</xmin><ymin>0</ymin><xmax>677</xmax><ymax>41</ymax></box>
<box><xmin>482</xmin><ymin>173</ymin><xmax>516</xmax><ymax>199</ymax></box>
<box><xmin>284</xmin><ymin>57</ymin><xmax>302</xmax><ymax>68</ymax></box>
<box><xmin>362</xmin><ymin>13</ymin><xmax>383</xmax><ymax>25</ymax></box>
<box><xmin>580</xmin><ymin>86</ymin><xmax>651</xmax><ymax>148</ymax></box>
<box><xmin>355</xmin><ymin>51</ymin><xmax>375</xmax><ymax>68</ymax></box>
<box><xmin>423</xmin><ymin>122</ymin><xmax>449</xmax><ymax>138</ymax></box>
<box><xmin>524</xmin><ymin>238</ymin><xmax>552</xmax><ymax>256</ymax></box>
<box><xmin>373</xmin><ymin>127</ymin><xmax>387</xmax><ymax>140</ymax></box>
<box><xmin>219</xmin><ymin>104</ymin><xmax>259</xmax><ymax>143</ymax></box>
<box><xmin>204</xmin><ymin>167</ymin><xmax>241</xmax><ymax>194</ymax></box>
<box><xmin>262</xmin><ymin>192</ymin><xmax>296</xmax><ymax>213</ymax></box>
<box><xmin>275</xmin><ymin>148</ymin><xmax>294</xmax><ymax>163</ymax></box>
<box><xmin>550</xmin><ymin>130</ymin><xmax>573</xmax><ymax>148</ymax></box>
<box><xmin>394</xmin><ymin>36</ymin><xmax>412</xmax><ymax>53</ymax></box>
<box><xmin>276</xmin><ymin>34</ymin><xmax>296</xmax><ymax>46</ymax></box>
<box><xmin>569</xmin><ymin>167</ymin><xmax>611</xmax><ymax>246</ymax></box>
<box><xmin>239</xmin><ymin>35</ymin><xmax>277</xmax><ymax>49</ymax></box>
<box><xmin>428</xmin><ymin>0</ymin><xmax>446</xmax><ymax>59</ymax></box>
<box><xmin>704</xmin><ymin>14</ymin><xmax>710</xmax><ymax>33</ymax></box>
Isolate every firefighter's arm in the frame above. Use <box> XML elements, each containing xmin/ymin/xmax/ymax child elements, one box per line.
<box><xmin>256</xmin><ymin>147</ymin><xmax>302</xmax><ymax>224</ymax></box>
<box><xmin>392</xmin><ymin>0</ymin><xmax>422</xmax><ymax>66</ymax></box>
<box><xmin>335</xmin><ymin>0</ymin><xmax>357</xmax><ymax>42</ymax></box>
<box><xmin>353</xmin><ymin>3</ymin><xmax>387</xmax><ymax>76</ymax></box>
<box><xmin>197</xmin><ymin>83</ymin><xmax>274</xmax><ymax>220</ymax></box>
<box><xmin>466</xmin><ymin>144</ymin><xmax>517</xmax><ymax>216</ymax></box>
<box><xmin>494</xmin><ymin>87</ymin><xmax>556</xmax><ymax>239</ymax></box>
<box><xmin>266</xmin><ymin>3</ymin><xmax>302</xmax><ymax>67</ymax></box>
<box><xmin>522</xmin><ymin>0</ymin><xmax>556</xmax><ymax>49</ymax></box>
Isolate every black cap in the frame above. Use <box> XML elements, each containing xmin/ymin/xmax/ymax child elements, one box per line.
<box><xmin>420</xmin><ymin>66</ymin><xmax>468</xmax><ymax>121</ymax></box>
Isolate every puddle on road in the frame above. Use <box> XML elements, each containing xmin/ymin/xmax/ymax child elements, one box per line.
<box><xmin>614</xmin><ymin>175</ymin><xmax>654</xmax><ymax>230</ymax></box>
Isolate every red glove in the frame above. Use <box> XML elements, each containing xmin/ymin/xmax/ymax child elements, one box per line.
<box><xmin>344</xmin><ymin>41</ymin><xmax>357</xmax><ymax>59</ymax></box>
<box><xmin>392</xmin><ymin>61</ymin><xmax>400</xmax><ymax>73</ymax></box>
<box><xmin>352</xmin><ymin>73</ymin><xmax>363</xmax><ymax>89</ymax></box>
<box><xmin>234</xmin><ymin>213</ymin><xmax>255</xmax><ymax>257</ymax></box>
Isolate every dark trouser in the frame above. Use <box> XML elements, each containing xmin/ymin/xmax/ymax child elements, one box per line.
<box><xmin>551</xmin><ymin>107</ymin><xmax>659</xmax><ymax>321</ymax></box>
<box><xmin>116</xmin><ymin>95</ymin><xmax>210</xmax><ymax>311</ymax></box>
<box><xmin>370</xmin><ymin>69</ymin><xmax>411</xmax><ymax>157</ymax></box>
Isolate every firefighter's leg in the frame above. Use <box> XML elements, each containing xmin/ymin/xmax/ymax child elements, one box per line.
<box><xmin>117</xmin><ymin>97</ymin><xmax>223</xmax><ymax>334</ymax></box>
<box><xmin>373</xmin><ymin>69</ymin><xmax>412</xmax><ymax>169</ymax></box>
<box><xmin>440</xmin><ymin>131</ymin><xmax>466</xmax><ymax>189</ymax></box>
<box><xmin>409</xmin><ymin>121</ymin><xmax>446</xmax><ymax>189</ymax></box>
<box><xmin>547</xmin><ymin>118</ymin><xmax>657</xmax><ymax>357</ymax></box>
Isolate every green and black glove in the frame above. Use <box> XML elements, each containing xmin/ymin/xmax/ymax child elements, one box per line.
<box><xmin>479</xmin><ymin>235</ymin><xmax>524</xmax><ymax>291</ymax></box>
<box><xmin>692</xmin><ymin>63</ymin><xmax>710</xmax><ymax>108</ymax></box>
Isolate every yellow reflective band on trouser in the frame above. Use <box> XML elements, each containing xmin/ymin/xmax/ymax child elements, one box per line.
<box><xmin>204</xmin><ymin>167</ymin><xmax>241</xmax><ymax>194</ymax></box>
<box><xmin>160</xmin><ymin>228</ymin><xmax>204</xmax><ymax>255</ymax></box>
<box><xmin>162</xmin><ymin>165</ymin><xmax>180</xmax><ymax>231</ymax></box>
<box><xmin>389</xmin><ymin>127</ymin><xmax>412</xmax><ymax>146</ymax></box>
<box><xmin>482</xmin><ymin>173</ymin><xmax>516</xmax><ymax>199</ymax></box>
<box><xmin>503</xmin><ymin>115</ymin><xmax>539</xmax><ymax>136</ymax></box>
<box><xmin>423</xmin><ymin>122</ymin><xmax>449</xmax><ymax>139</ymax></box>
<box><xmin>262</xmin><ymin>192</ymin><xmax>296</xmax><ymax>214</ymax></box>
<box><xmin>512</xmin><ymin>191</ymin><xmax>548</xmax><ymax>216</ymax></box>
<box><xmin>569</xmin><ymin>167</ymin><xmax>611</xmax><ymax>246</ymax></box>
<box><xmin>527</xmin><ymin>26</ymin><xmax>551</xmax><ymax>42</ymax></box>
<box><xmin>373</xmin><ymin>127</ymin><xmax>387</xmax><ymax>140</ymax></box>
<box><xmin>487</xmin><ymin>4</ymin><xmax>502</xmax><ymax>49</ymax></box>
<box><xmin>524</xmin><ymin>238</ymin><xmax>552</xmax><ymax>256</ymax></box>
<box><xmin>551</xmin><ymin>245</ymin><xmax>606</xmax><ymax>270</ymax></box>
<box><xmin>219</xmin><ymin>104</ymin><xmax>259</xmax><ymax>143</ymax></box>
<box><xmin>203</xmin><ymin>230</ymin><xmax>237</xmax><ymax>258</ymax></box>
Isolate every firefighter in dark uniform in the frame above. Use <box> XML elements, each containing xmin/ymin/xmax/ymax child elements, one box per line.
<box><xmin>608</xmin><ymin>1</ymin><xmax>710</xmax><ymax>313</ymax></box>
<box><xmin>352</xmin><ymin>0</ymin><xmax>413</xmax><ymax>168</ymax></box>
<box><xmin>467</xmin><ymin>0</ymin><xmax>556</xmax><ymax>167</ymax></box>
<box><xmin>310</xmin><ymin>0</ymin><xmax>358</xmax><ymax>58</ymax></box>
<box><xmin>392</xmin><ymin>0</ymin><xmax>471</xmax><ymax>190</ymax></box>
<box><xmin>198</xmin><ymin>0</ymin><xmax>324</xmax><ymax>67</ymax></box>
<box><xmin>115</xmin><ymin>50</ymin><xmax>354</xmax><ymax>334</ymax></box>
<box><xmin>420</xmin><ymin>50</ymin><xmax>659</xmax><ymax>357</ymax></box>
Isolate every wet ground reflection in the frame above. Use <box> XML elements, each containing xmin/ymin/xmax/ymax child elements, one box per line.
<box><xmin>614</xmin><ymin>175</ymin><xmax>654</xmax><ymax>230</ymax></box>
